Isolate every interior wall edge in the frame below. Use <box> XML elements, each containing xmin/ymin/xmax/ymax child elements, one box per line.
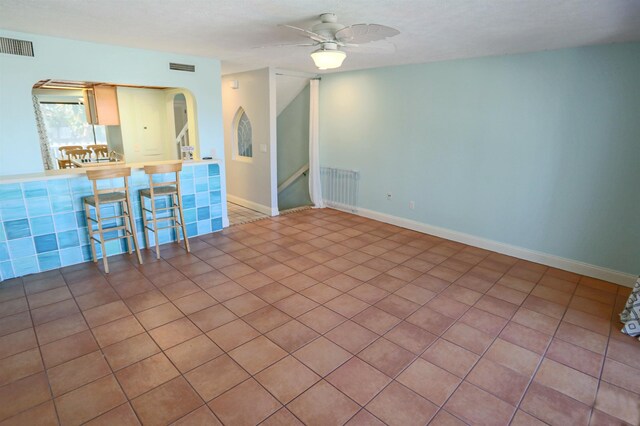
<box><xmin>346</xmin><ymin>206</ymin><xmax>637</xmax><ymax>288</ymax></box>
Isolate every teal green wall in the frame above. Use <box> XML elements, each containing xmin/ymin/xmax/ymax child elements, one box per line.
<box><xmin>277</xmin><ymin>84</ymin><xmax>312</xmax><ymax>210</ymax></box>
<box><xmin>319</xmin><ymin>43</ymin><xmax>640</xmax><ymax>275</ymax></box>
<box><xmin>0</xmin><ymin>30</ymin><xmax>224</xmax><ymax>177</ymax></box>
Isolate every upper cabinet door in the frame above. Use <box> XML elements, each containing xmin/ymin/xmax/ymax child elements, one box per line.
<box><xmin>84</xmin><ymin>86</ymin><xmax>120</xmax><ymax>125</ymax></box>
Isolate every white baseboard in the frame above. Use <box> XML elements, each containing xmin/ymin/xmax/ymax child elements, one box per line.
<box><xmin>227</xmin><ymin>194</ymin><xmax>277</xmax><ymax>217</ymax></box>
<box><xmin>350</xmin><ymin>207</ymin><xmax>637</xmax><ymax>288</ymax></box>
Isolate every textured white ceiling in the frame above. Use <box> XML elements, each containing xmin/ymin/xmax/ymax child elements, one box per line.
<box><xmin>1</xmin><ymin>0</ymin><xmax>639</xmax><ymax>74</ymax></box>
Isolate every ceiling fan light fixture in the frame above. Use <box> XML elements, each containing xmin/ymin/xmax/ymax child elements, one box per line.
<box><xmin>310</xmin><ymin>48</ymin><xmax>346</xmax><ymax>70</ymax></box>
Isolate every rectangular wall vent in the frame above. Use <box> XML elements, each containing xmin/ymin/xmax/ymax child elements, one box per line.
<box><xmin>170</xmin><ymin>62</ymin><xmax>195</xmax><ymax>72</ymax></box>
<box><xmin>0</xmin><ymin>37</ymin><xmax>34</xmax><ymax>57</ymax></box>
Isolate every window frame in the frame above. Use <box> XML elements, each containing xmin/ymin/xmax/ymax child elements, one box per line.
<box><xmin>232</xmin><ymin>107</ymin><xmax>253</xmax><ymax>163</ymax></box>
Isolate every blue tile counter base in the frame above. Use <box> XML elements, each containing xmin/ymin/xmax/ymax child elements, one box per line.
<box><xmin>0</xmin><ymin>163</ymin><xmax>223</xmax><ymax>280</ymax></box>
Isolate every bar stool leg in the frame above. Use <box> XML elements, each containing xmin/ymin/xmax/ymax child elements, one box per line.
<box><xmin>94</xmin><ymin>205</ymin><xmax>109</xmax><ymax>274</ymax></box>
<box><xmin>118</xmin><ymin>201</ymin><xmax>133</xmax><ymax>254</ymax></box>
<box><xmin>150</xmin><ymin>196</ymin><xmax>161</xmax><ymax>260</ymax></box>
<box><xmin>140</xmin><ymin>193</ymin><xmax>150</xmax><ymax>250</ymax></box>
<box><xmin>84</xmin><ymin>202</ymin><xmax>98</xmax><ymax>263</ymax></box>
<box><xmin>121</xmin><ymin>201</ymin><xmax>133</xmax><ymax>255</ymax></box>
<box><xmin>170</xmin><ymin>194</ymin><xmax>180</xmax><ymax>245</ymax></box>
<box><xmin>125</xmin><ymin>191</ymin><xmax>143</xmax><ymax>265</ymax></box>
<box><xmin>176</xmin><ymin>193</ymin><xmax>190</xmax><ymax>253</ymax></box>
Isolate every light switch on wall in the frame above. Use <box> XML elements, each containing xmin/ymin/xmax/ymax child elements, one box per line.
<box><xmin>260</xmin><ymin>144</ymin><xmax>267</xmax><ymax>153</ymax></box>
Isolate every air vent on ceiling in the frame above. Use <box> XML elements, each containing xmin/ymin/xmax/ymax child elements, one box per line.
<box><xmin>0</xmin><ymin>37</ymin><xmax>34</xmax><ymax>57</ymax></box>
<box><xmin>170</xmin><ymin>63</ymin><xmax>195</xmax><ymax>72</ymax></box>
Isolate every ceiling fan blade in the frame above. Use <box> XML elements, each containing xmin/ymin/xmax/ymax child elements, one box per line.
<box><xmin>279</xmin><ymin>24</ymin><xmax>330</xmax><ymax>43</ymax></box>
<box><xmin>252</xmin><ymin>42</ymin><xmax>317</xmax><ymax>49</ymax></box>
<box><xmin>335</xmin><ymin>24</ymin><xmax>400</xmax><ymax>44</ymax></box>
<box><xmin>342</xmin><ymin>41</ymin><xmax>397</xmax><ymax>54</ymax></box>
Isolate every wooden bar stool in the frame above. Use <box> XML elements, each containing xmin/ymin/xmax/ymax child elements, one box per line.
<box><xmin>139</xmin><ymin>162</ymin><xmax>190</xmax><ymax>259</ymax></box>
<box><xmin>83</xmin><ymin>167</ymin><xmax>143</xmax><ymax>273</ymax></box>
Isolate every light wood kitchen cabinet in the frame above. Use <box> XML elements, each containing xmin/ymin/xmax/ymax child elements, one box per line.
<box><xmin>84</xmin><ymin>85</ymin><xmax>120</xmax><ymax>125</ymax></box>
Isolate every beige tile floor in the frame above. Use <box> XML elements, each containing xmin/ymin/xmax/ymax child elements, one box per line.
<box><xmin>0</xmin><ymin>208</ymin><xmax>638</xmax><ymax>425</ymax></box>
<box><xmin>227</xmin><ymin>202</ymin><xmax>267</xmax><ymax>226</ymax></box>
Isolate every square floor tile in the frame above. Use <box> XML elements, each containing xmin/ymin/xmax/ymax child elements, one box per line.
<box><xmin>349</xmin><ymin>283</ymin><xmax>389</xmax><ymax>304</ymax></box>
<box><xmin>185</xmin><ymin>354</ymin><xmax>249</xmax><ymax>401</ymax></box>
<box><xmin>47</xmin><ymin>350</ymin><xmax>111</xmax><ymax>397</ymax></box>
<box><xmin>266</xmin><ymin>320</ymin><xmax>319</xmax><ymax>352</ymax></box>
<box><xmin>484</xmin><ymin>338</ymin><xmax>540</xmax><ymax>377</ymax></box>
<box><xmin>406</xmin><ymin>306</ymin><xmax>455</xmax><ymax>335</ymax></box>
<box><xmin>83</xmin><ymin>300</ymin><xmax>131</xmax><ymax>328</ymax></box>
<box><xmin>54</xmin><ymin>375</ymin><xmax>126</xmax><ymax>426</ymax></box>
<box><xmin>172</xmin><ymin>405</ymin><xmax>222</xmax><ymax>426</ymax></box>
<box><xmin>228</xmin><ymin>336</ymin><xmax>287</xmax><ymax>374</ymax></box>
<box><xmin>0</xmin><ymin>372</ymin><xmax>51</xmax><ymax>422</ymax></box>
<box><xmin>545</xmin><ymin>338</ymin><xmax>603</xmax><ymax>377</ymax></box>
<box><xmin>135</xmin><ymin>302</ymin><xmax>183</xmax><ymax>330</ymax></box>
<box><xmin>384</xmin><ymin>321</ymin><xmax>437</xmax><ymax>355</ymax></box>
<box><xmin>206</xmin><ymin>319</ymin><xmax>260</xmax><ymax>351</ymax></box>
<box><xmin>131</xmin><ymin>377</ymin><xmax>203</xmax><ymax>425</ymax></box>
<box><xmin>421</xmin><ymin>339</ymin><xmax>479</xmax><ymax>378</ymax></box>
<box><xmin>325</xmin><ymin>321</ymin><xmax>379</xmax><ymax>354</ymax></box>
<box><xmin>374</xmin><ymin>294</ymin><xmax>420</xmax><ymax>319</ymax></box>
<box><xmin>442</xmin><ymin>322</ymin><xmax>494</xmax><ymax>355</ymax></box>
<box><xmin>35</xmin><ymin>312</ymin><xmax>88</xmax><ymax>345</ymax></box>
<box><xmin>165</xmin><ymin>334</ymin><xmax>223</xmax><ymax>373</ymax></box>
<box><xmin>205</xmin><ymin>281</ymin><xmax>247</xmax><ymax>302</ymax></box>
<box><xmin>255</xmin><ymin>356</ymin><xmax>320</xmax><ymax>404</ymax></box>
<box><xmin>261</xmin><ymin>407</ymin><xmax>303</xmax><ymax>425</ymax></box>
<box><xmin>222</xmin><ymin>293</ymin><xmax>268</xmax><ymax>316</ymax></box>
<box><xmin>325</xmin><ymin>294</ymin><xmax>370</xmax><ymax>318</ymax></box>
<box><xmin>498</xmin><ymin>321</ymin><xmax>551</xmax><ymax>354</ymax></box>
<box><xmin>288</xmin><ymin>380</ymin><xmax>360</xmax><ymax>426</ymax></box>
<box><xmin>327</xmin><ymin>357</ymin><xmax>391</xmax><ymax>405</ymax></box>
<box><xmin>357</xmin><ymin>338</ymin><xmax>415</xmax><ymax>377</ymax></box>
<box><xmin>520</xmin><ymin>381</ymin><xmax>591</xmax><ymax>425</ymax></box>
<box><xmin>148</xmin><ymin>317</ymin><xmax>201</xmax><ymax>349</ymax></box>
<box><xmin>594</xmin><ymin>381</ymin><xmax>640</xmax><ymax>425</ymax></box>
<box><xmin>92</xmin><ymin>316</ymin><xmax>143</xmax><ymax>348</ymax></box>
<box><xmin>298</xmin><ymin>306</ymin><xmax>347</xmax><ymax>333</ymax></box>
<box><xmin>102</xmin><ymin>333</ymin><xmax>160</xmax><ymax>371</ymax></box>
<box><xmin>273</xmin><ymin>294</ymin><xmax>319</xmax><ymax>317</ymax></box>
<box><xmin>365</xmin><ymin>381</ymin><xmax>438</xmax><ymax>426</ymax></box>
<box><xmin>444</xmin><ymin>382</ymin><xmax>515</xmax><ymax>426</ymax></box>
<box><xmin>352</xmin><ymin>306</ymin><xmax>402</xmax><ymax>335</ymax></box>
<box><xmin>294</xmin><ymin>337</ymin><xmax>352</xmax><ymax>376</ymax></box>
<box><xmin>466</xmin><ymin>357</ymin><xmax>530</xmax><ymax>405</ymax></box>
<box><xmin>173</xmin><ymin>291</ymin><xmax>217</xmax><ymax>315</ymax></box>
<box><xmin>209</xmin><ymin>378</ymin><xmax>281</xmax><ymax>426</ymax></box>
<box><xmin>533</xmin><ymin>358</ymin><xmax>598</xmax><ymax>405</ymax></box>
<box><xmin>115</xmin><ymin>353</ymin><xmax>180</xmax><ymax>399</ymax></box>
<box><xmin>253</xmin><ymin>282</ymin><xmax>295</xmax><ymax>304</ymax></box>
<box><xmin>300</xmin><ymin>283</ymin><xmax>342</xmax><ymax>304</ymax></box>
<box><xmin>0</xmin><ymin>348</ymin><xmax>43</xmax><ymax>387</ymax></box>
<box><xmin>188</xmin><ymin>304</ymin><xmax>237</xmax><ymax>332</ymax></box>
<box><xmin>397</xmin><ymin>358</ymin><xmax>460</xmax><ymax>406</ymax></box>
<box><xmin>243</xmin><ymin>306</ymin><xmax>292</xmax><ymax>333</ymax></box>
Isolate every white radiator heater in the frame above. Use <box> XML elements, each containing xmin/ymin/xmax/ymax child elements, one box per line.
<box><xmin>320</xmin><ymin>167</ymin><xmax>360</xmax><ymax>212</ymax></box>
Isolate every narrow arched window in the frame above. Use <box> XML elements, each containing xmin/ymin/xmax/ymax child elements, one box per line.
<box><xmin>235</xmin><ymin>107</ymin><xmax>253</xmax><ymax>158</ymax></box>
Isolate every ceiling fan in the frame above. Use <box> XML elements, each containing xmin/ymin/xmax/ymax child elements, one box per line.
<box><xmin>278</xmin><ymin>13</ymin><xmax>400</xmax><ymax>70</ymax></box>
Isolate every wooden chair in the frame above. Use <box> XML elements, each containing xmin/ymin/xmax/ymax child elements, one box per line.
<box><xmin>57</xmin><ymin>159</ymin><xmax>73</xmax><ymax>169</ymax></box>
<box><xmin>92</xmin><ymin>145</ymin><xmax>109</xmax><ymax>158</ymax></box>
<box><xmin>58</xmin><ymin>145</ymin><xmax>82</xmax><ymax>169</ymax></box>
<box><xmin>58</xmin><ymin>145</ymin><xmax>82</xmax><ymax>157</ymax></box>
<box><xmin>69</xmin><ymin>149</ymin><xmax>93</xmax><ymax>161</ymax></box>
<box><xmin>83</xmin><ymin>167</ymin><xmax>142</xmax><ymax>273</ymax></box>
<box><xmin>139</xmin><ymin>162</ymin><xmax>190</xmax><ymax>259</ymax></box>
